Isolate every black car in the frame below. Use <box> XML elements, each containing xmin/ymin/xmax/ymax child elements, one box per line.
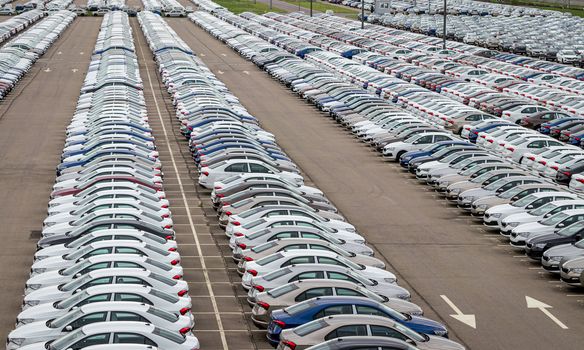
<box><xmin>555</xmin><ymin>161</ymin><xmax>584</xmax><ymax>185</ymax></box>
<box><xmin>525</xmin><ymin>222</ymin><xmax>584</xmax><ymax>259</ymax></box>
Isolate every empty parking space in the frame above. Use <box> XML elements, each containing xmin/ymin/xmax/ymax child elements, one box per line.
<box><xmin>0</xmin><ymin>17</ymin><xmax>101</xmax><ymax>344</ymax></box>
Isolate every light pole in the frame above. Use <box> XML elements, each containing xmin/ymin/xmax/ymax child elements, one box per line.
<box><xmin>361</xmin><ymin>0</ymin><xmax>364</xmax><ymax>29</ymax></box>
<box><xmin>270</xmin><ymin>0</ymin><xmax>272</xmax><ymax>9</ymax></box>
<box><xmin>310</xmin><ymin>0</ymin><xmax>313</xmax><ymax>17</ymax></box>
<box><xmin>442</xmin><ymin>0</ymin><xmax>446</xmax><ymax>49</ymax></box>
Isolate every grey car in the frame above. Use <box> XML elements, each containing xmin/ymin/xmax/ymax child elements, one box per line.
<box><xmin>305</xmin><ymin>336</ymin><xmax>418</xmax><ymax>350</ymax></box>
<box><xmin>560</xmin><ymin>256</ymin><xmax>584</xmax><ymax>286</ymax></box>
<box><xmin>252</xmin><ymin>279</ymin><xmax>423</xmax><ymax>327</ymax></box>
<box><xmin>280</xmin><ymin>314</ymin><xmax>465</xmax><ymax>350</ymax></box>
<box><xmin>542</xmin><ymin>239</ymin><xmax>584</xmax><ymax>272</ymax></box>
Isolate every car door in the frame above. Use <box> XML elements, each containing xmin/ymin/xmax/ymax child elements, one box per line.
<box><xmin>112</xmin><ymin>333</ymin><xmax>157</xmax><ymax>345</ymax></box>
<box><xmin>288</xmin><ymin>271</ymin><xmax>325</xmax><ymax>282</ymax></box>
<box><xmin>109</xmin><ymin>311</ymin><xmax>149</xmax><ymax>322</ymax></box>
<box><xmin>369</xmin><ymin>325</ymin><xmax>410</xmax><ymax>341</ymax></box>
<box><xmin>66</xmin><ymin>312</ymin><xmax>108</xmax><ymax>331</ymax></box>
<box><xmin>313</xmin><ymin>305</ymin><xmax>354</xmax><ymax>319</ymax></box>
<box><xmin>224</xmin><ymin>163</ymin><xmax>250</xmax><ymax>173</ymax></box>
<box><xmin>324</xmin><ymin>324</ymin><xmax>368</xmax><ymax>340</ymax></box>
<box><xmin>294</xmin><ymin>287</ymin><xmax>334</xmax><ymax>302</ymax></box>
<box><xmin>114</xmin><ymin>293</ymin><xmax>153</xmax><ymax>305</ymax></box>
<box><xmin>70</xmin><ymin>333</ymin><xmax>111</xmax><ymax>349</ymax></box>
<box><xmin>281</xmin><ymin>256</ymin><xmax>316</xmax><ymax>267</ymax></box>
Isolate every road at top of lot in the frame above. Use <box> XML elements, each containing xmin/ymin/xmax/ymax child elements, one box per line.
<box><xmin>0</xmin><ymin>16</ymin><xmax>102</xmax><ymax>344</ymax></box>
<box><xmin>166</xmin><ymin>16</ymin><xmax>584</xmax><ymax>350</ymax></box>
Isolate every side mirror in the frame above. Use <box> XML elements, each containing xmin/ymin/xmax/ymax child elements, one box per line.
<box><xmin>75</xmin><ymin>273</ymin><xmax>82</xmax><ymax>278</ymax></box>
<box><xmin>526</xmin><ymin>205</ymin><xmax>534</xmax><ymax>209</ymax></box>
<box><xmin>558</xmin><ymin>223</ymin><xmax>565</xmax><ymax>228</ymax></box>
<box><xmin>64</xmin><ymin>325</ymin><xmax>73</xmax><ymax>331</ymax></box>
<box><xmin>405</xmin><ymin>339</ymin><xmax>416</xmax><ymax>345</ymax></box>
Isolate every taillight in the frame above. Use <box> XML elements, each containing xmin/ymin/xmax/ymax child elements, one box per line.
<box><xmin>506</xmin><ymin>147</ymin><xmax>515</xmax><ymax>151</ymax></box>
<box><xmin>166</xmin><ymin>235</ymin><xmax>174</xmax><ymax>240</ymax></box>
<box><xmin>171</xmin><ymin>259</ymin><xmax>180</xmax><ymax>265</ymax></box>
<box><xmin>234</xmin><ymin>232</ymin><xmax>244</xmax><ymax>237</ymax></box>
<box><xmin>551</xmin><ymin>166</ymin><xmax>559</xmax><ymax>170</ymax></box>
<box><xmin>225</xmin><ymin>211</ymin><xmax>232</xmax><ymax>216</ymax></box>
<box><xmin>577</xmin><ymin>178</ymin><xmax>584</xmax><ymax>184</ymax></box>
<box><xmin>173</xmin><ymin>274</ymin><xmax>182</xmax><ymax>280</ymax></box>
<box><xmin>273</xmin><ymin>320</ymin><xmax>286</xmax><ymax>328</ymax></box>
<box><xmin>179</xmin><ymin>327</ymin><xmax>191</xmax><ymax>335</ymax></box>
<box><xmin>248</xmin><ymin>269</ymin><xmax>258</xmax><ymax>276</ymax></box>
<box><xmin>237</xmin><ymin>243</ymin><xmax>247</xmax><ymax>249</ymax></box>
<box><xmin>178</xmin><ymin>290</ymin><xmax>188</xmax><ymax>296</ymax></box>
<box><xmin>539</xmin><ymin>161</ymin><xmax>546</xmax><ymax>165</ymax></box>
<box><xmin>214</xmin><ymin>186</ymin><xmax>222</xmax><ymax>189</ymax></box>
<box><xmin>527</xmin><ymin>156</ymin><xmax>535</xmax><ymax>161</ymax></box>
<box><xmin>202</xmin><ymin>171</ymin><xmax>209</xmax><ymax>176</ymax></box>
<box><xmin>222</xmin><ymin>202</ymin><xmax>230</xmax><ymax>206</ymax></box>
<box><xmin>164</xmin><ymin>224</ymin><xmax>173</xmax><ymax>229</ymax></box>
<box><xmin>562</xmin><ymin>171</ymin><xmax>572</xmax><ymax>177</ymax></box>
<box><xmin>256</xmin><ymin>301</ymin><xmax>270</xmax><ymax>309</ymax></box>
<box><xmin>253</xmin><ymin>285</ymin><xmax>264</xmax><ymax>292</ymax></box>
<box><xmin>162</xmin><ymin>213</ymin><xmax>170</xmax><ymax>218</ymax></box>
<box><xmin>232</xmin><ymin>221</ymin><xmax>241</xmax><ymax>226</ymax></box>
<box><xmin>161</xmin><ymin>204</ymin><xmax>169</xmax><ymax>208</ymax></box>
<box><xmin>281</xmin><ymin>340</ymin><xmax>297</xmax><ymax>350</ymax></box>
<box><xmin>180</xmin><ymin>307</ymin><xmax>190</xmax><ymax>315</ymax></box>
<box><xmin>244</xmin><ymin>256</ymin><xmax>254</xmax><ymax>262</ymax></box>
<box><xmin>168</xmin><ymin>247</ymin><xmax>177</xmax><ymax>252</ymax></box>
<box><xmin>216</xmin><ymin>194</ymin><xmax>225</xmax><ymax>198</ymax></box>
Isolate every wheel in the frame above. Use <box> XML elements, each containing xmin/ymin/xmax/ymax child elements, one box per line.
<box><xmin>396</xmin><ymin>151</ymin><xmax>406</xmax><ymax>161</ymax></box>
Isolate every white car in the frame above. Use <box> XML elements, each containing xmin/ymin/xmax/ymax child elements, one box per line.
<box><xmin>483</xmin><ymin>192</ymin><xmax>579</xmax><ymax>229</ymax></box>
<box><xmin>569</xmin><ymin>174</ymin><xmax>584</xmax><ymax>192</ymax></box>
<box><xmin>14</xmin><ymin>322</ymin><xmax>199</xmax><ymax>350</ymax></box>
<box><xmin>31</xmin><ymin>241</ymin><xmax>181</xmax><ymax>272</ymax></box>
<box><xmin>23</xmin><ymin>269</ymin><xmax>189</xmax><ymax>307</ymax></box>
<box><xmin>16</xmin><ymin>284</ymin><xmax>192</xmax><ymax>326</ymax></box>
<box><xmin>47</xmin><ymin>182</ymin><xmax>166</xmax><ymax>208</ymax></box>
<box><xmin>198</xmin><ymin>159</ymin><xmax>303</xmax><ymax>189</ymax></box>
<box><xmin>510</xmin><ymin>209</ymin><xmax>584</xmax><ymax>247</ymax></box>
<box><xmin>383</xmin><ymin>132</ymin><xmax>456</xmax><ymax>161</ymax></box>
<box><xmin>502</xmin><ymin>137</ymin><xmax>564</xmax><ymax>163</ymax></box>
<box><xmin>501</xmin><ymin>105</ymin><xmax>549</xmax><ymax>124</ymax></box>
<box><xmin>35</xmin><ymin>229</ymin><xmax>177</xmax><ymax>258</ymax></box>
<box><xmin>500</xmin><ymin>199</ymin><xmax>584</xmax><ymax>234</ymax></box>
<box><xmin>241</xmin><ymin>250</ymin><xmax>396</xmax><ymax>289</ymax></box>
<box><xmin>7</xmin><ymin>302</ymin><xmax>193</xmax><ymax>349</ymax></box>
<box><xmin>557</xmin><ymin>50</ymin><xmax>581</xmax><ymax>64</ymax></box>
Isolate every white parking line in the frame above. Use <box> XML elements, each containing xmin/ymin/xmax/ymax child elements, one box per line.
<box><xmin>135</xmin><ymin>32</ymin><xmax>229</xmax><ymax>350</ymax></box>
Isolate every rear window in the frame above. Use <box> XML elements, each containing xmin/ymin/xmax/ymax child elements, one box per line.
<box><xmin>251</xmin><ymin>241</ymin><xmax>278</xmax><ymax>253</ymax></box>
<box><xmin>149</xmin><ymin>289</ymin><xmax>179</xmax><ymax>303</ymax></box>
<box><xmin>256</xmin><ymin>253</ymin><xmax>284</xmax><ymax>266</ymax></box>
<box><xmin>285</xmin><ymin>300</ymin><xmax>315</xmax><ymax>315</ymax></box>
<box><xmin>293</xmin><ymin>319</ymin><xmax>329</xmax><ymax>336</ymax></box>
<box><xmin>267</xmin><ymin>283</ymin><xmax>299</xmax><ymax>298</ymax></box>
<box><xmin>264</xmin><ymin>267</ymin><xmax>292</xmax><ymax>281</ymax></box>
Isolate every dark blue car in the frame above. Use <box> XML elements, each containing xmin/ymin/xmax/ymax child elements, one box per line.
<box><xmin>399</xmin><ymin>141</ymin><xmax>473</xmax><ymax>168</ymax></box>
<box><xmin>539</xmin><ymin>117</ymin><xmax>583</xmax><ymax>135</ymax></box>
<box><xmin>266</xmin><ymin>296</ymin><xmax>448</xmax><ymax>345</ymax></box>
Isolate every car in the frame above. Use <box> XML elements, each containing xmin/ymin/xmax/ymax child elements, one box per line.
<box><xmin>304</xmin><ymin>336</ymin><xmax>418</xmax><ymax>350</ymax></box>
<box><xmin>14</xmin><ymin>322</ymin><xmax>199</xmax><ymax>350</ymax></box>
<box><xmin>16</xmin><ymin>284</ymin><xmax>192</xmax><ymax>326</ymax></box>
<box><xmin>525</xmin><ymin>221</ymin><xmax>584</xmax><ymax>260</ymax></box>
<box><xmin>251</xmin><ymin>279</ymin><xmax>423</xmax><ymax>328</ymax></box>
<box><xmin>266</xmin><ymin>296</ymin><xmax>448</xmax><ymax>345</ymax></box>
<box><xmin>7</xmin><ymin>302</ymin><xmax>193</xmax><ymax>349</ymax></box>
<box><xmin>509</xmin><ymin>209</ymin><xmax>584</xmax><ymax>247</ymax></box>
<box><xmin>279</xmin><ymin>314</ymin><xmax>464</xmax><ymax>350</ymax></box>
<box><xmin>383</xmin><ymin>133</ymin><xmax>457</xmax><ymax>161</ymax></box>
<box><xmin>559</xmin><ymin>256</ymin><xmax>584</xmax><ymax>285</ymax></box>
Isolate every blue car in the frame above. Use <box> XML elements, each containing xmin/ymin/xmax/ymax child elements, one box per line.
<box><xmin>399</xmin><ymin>141</ymin><xmax>473</xmax><ymax>168</ymax></box>
<box><xmin>539</xmin><ymin>117</ymin><xmax>583</xmax><ymax>135</ymax></box>
<box><xmin>266</xmin><ymin>296</ymin><xmax>448</xmax><ymax>345</ymax></box>
<box><xmin>468</xmin><ymin>122</ymin><xmax>511</xmax><ymax>143</ymax></box>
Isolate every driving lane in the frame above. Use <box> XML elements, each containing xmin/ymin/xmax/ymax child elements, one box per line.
<box><xmin>0</xmin><ymin>17</ymin><xmax>101</xmax><ymax>344</ymax></box>
<box><xmin>167</xmin><ymin>17</ymin><xmax>584</xmax><ymax>350</ymax></box>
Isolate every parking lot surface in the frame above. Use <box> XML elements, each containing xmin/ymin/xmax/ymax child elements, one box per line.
<box><xmin>0</xmin><ymin>17</ymin><xmax>101</xmax><ymax>344</ymax></box>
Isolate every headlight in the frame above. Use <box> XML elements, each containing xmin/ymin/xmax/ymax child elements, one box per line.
<box><xmin>361</xmin><ymin>251</ymin><xmax>374</xmax><ymax>257</ymax></box>
<box><xmin>25</xmin><ymin>300</ymin><xmax>40</xmax><ymax>307</ymax></box>
<box><xmin>32</xmin><ymin>268</ymin><xmax>47</xmax><ymax>274</ymax></box>
<box><xmin>568</xmin><ymin>268</ymin><xmax>584</xmax><ymax>274</ymax></box>
<box><xmin>398</xmin><ymin>293</ymin><xmax>410</xmax><ymax>300</ymax></box>
<box><xmin>384</xmin><ymin>277</ymin><xmax>396</xmax><ymax>284</ymax></box>
<box><xmin>355</xmin><ymin>239</ymin><xmax>366</xmax><ymax>244</ymax></box>
<box><xmin>8</xmin><ymin>338</ymin><xmax>25</xmax><ymax>347</ymax></box>
<box><xmin>535</xmin><ymin>243</ymin><xmax>546</xmax><ymax>249</ymax></box>
<box><xmin>548</xmin><ymin>256</ymin><xmax>562</xmax><ymax>262</ymax></box>
<box><xmin>465</xmin><ymin>196</ymin><xmax>477</xmax><ymax>202</ymax></box>
<box><xmin>385</xmin><ymin>147</ymin><xmax>395</xmax><ymax>152</ymax></box>
<box><xmin>490</xmin><ymin>213</ymin><xmax>502</xmax><ymax>218</ymax></box>
<box><xmin>519</xmin><ymin>232</ymin><xmax>530</xmax><ymax>238</ymax></box>
<box><xmin>34</xmin><ymin>255</ymin><xmax>48</xmax><ymax>261</ymax></box>
<box><xmin>434</xmin><ymin>330</ymin><xmax>448</xmax><ymax>337</ymax></box>
<box><xmin>449</xmin><ymin>188</ymin><xmax>461</xmax><ymax>195</ymax></box>
<box><xmin>26</xmin><ymin>284</ymin><xmax>41</xmax><ymax>291</ymax></box>
<box><xmin>16</xmin><ymin>319</ymin><xmax>34</xmax><ymax>327</ymax></box>
<box><xmin>508</xmin><ymin>222</ymin><xmax>520</xmax><ymax>228</ymax></box>
<box><xmin>44</xmin><ymin>222</ymin><xmax>56</xmax><ymax>227</ymax></box>
<box><xmin>476</xmin><ymin>204</ymin><xmax>487</xmax><ymax>210</ymax></box>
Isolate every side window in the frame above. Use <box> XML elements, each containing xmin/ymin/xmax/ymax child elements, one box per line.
<box><xmin>67</xmin><ymin>312</ymin><xmax>107</xmax><ymax>329</ymax></box>
<box><xmin>370</xmin><ymin>325</ymin><xmax>408</xmax><ymax>340</ymax></box>
<box><xmin>336</xmin><ymin>288</ymin><xmax>365</xmax><ymax>297</ymax></box>
<box><xmin>249</xmin><ymin>163</ymin><xmax>270</xmax><ymax>173</ymax></box>
<box><xmin>86</xmin><ymin>248</ymin><xmax>113</xmax><ymax>257</ymax></box>
<box><xmin>80</xmin><ymin>262</ymin><xmax>111</xmax><ymax>274</ymax></box>
<box><xmin>280</xmin><ymin>244</ymin><xmax>308</xmax><ymax>251</ymax></box>
<box><xmin>270</xmin><ymin>232</ymin><xmax>299</xmax><ymax>240</ymax></box>
<box><xmin>114</xmin><ymin>262</ymin><xmax>142</xmax><ymax>268</ymax></box>
<box><xmin>110</xmin><ymin>312</ymin><xmax>148</xmax><ymax>322</ymax></box>
<box><xmin>271</xmin><ymin>221</ymin><xmax>295</xmax><ymax>227</ymax></box>
<box><xmin>289</xmin><ymin>271</ymin><xmax>325</xmax><ymax>282</ymax></box>
<box><xmin>547</xmin><ymin>140</ymin><xmax>564</xmax><ymax>147</ymax></box>
<box><xmin>414</xmin><ymin>135</ymin><xmax>433</xmax><ymax>144</ymax></box>
<box><xmin>281</xmin><ymin>256</ymin><xmax>315</xmax><ymax>267</ymax></box>
<box><xmin>356</xmin><ymin>305</ymin><xmax>387</xmax><ymax>317</ymax></box>
<box><xmin>527</xmin><ymin>140</ymin><xmax>546</xmax><ymax>148</ymax></box>
<box><xmin>265</xmin><ymin>210</ymin><xmax>289</xmax><ymax>217</ymax></box>
<box><xmin>114</xmin><ymin>293</ymin><xmax>150</xmax><ymax>304</ymax></box>
<box><xmin>113</xmin><ymin>333</ymin><xmax>156</xmax><ymax>345</ymax></box>
<box><xmin>320</xmin><ymin>305</ymin><xmax>354</xmax><ymax>317</ymax></box>
<box><xmin>327</xmin><ymin>272</ymin><xmax>359</xmax><ymax>284</ymax></box>
<box><xmin>77</xmin><ymin>294</ymin><xmax>111</xmax><ymax>307</ymax></box>
<box><xmin>295</xmin><ymin>287</ymin><xmax>333</xmax><ymax>302</ymax></box>
<box><xmin>325</xmin><ymin>325</ymin><xmax>368</xmax><ymax>340</ymax></box>
<box><xmin>71</xmin><ymin>334</ymin><xmax>110</xmax><ymax>349</ymax></box>
<box><xmin>318</xmin><ymin>257</ymin><xmax>346</xmax><ymax>267</ymax></box>
<box><xmin>309</xmin><ymin>244</ymin><xmax>332</xmax><ymax>251</ymax></box>
<box><xmin>116</xmin><ymin>276</ymin><xmax>146</xmax><ymax>285</ymax></box>
<box><xmin>301</xmin><ymin>233</ymin><xmax>323</xmax><ymax>239</ymax></box>
<box><xmin>83</xmin><ymin>277</ymin><xmax>113</xmax><ymax>289</ymax></box>
<box><xmin>433</xmin><ymin>135</ymin><xmax>452</xmax><ymax>142</ymax></box>
<box><xmin>114</xmin><ymin>247</ymin><xmax>142</xmax><ymax>254</ymax></box>
<box><xmin>225</xmin><ymin>163</ymin><xmax>249</xmax><ymax>173</ymax></box>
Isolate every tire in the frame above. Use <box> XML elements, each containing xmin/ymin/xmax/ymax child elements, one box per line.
<box><xmin>396</xmin><ymin>151</ymin><xmax>406</xmax><ymax>162</ymax></box>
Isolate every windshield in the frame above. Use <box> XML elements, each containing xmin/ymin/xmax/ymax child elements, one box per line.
<box><xmin>65</xmin><ymin>246</ymin><xmax>94</xmax><ymax>260</ymax></box>
<box><xmin>380</xmin><ymin>304</ymin><xmax>408</xmax><ymax>321</ymax></box>
<box><xmin>62</xmin><ymin>260</ymin><xmax>93</xmax><ymax>276</ymax></box>
<box><xmin>557</xmin><ymin>222</ymin><xmax>584</xmax><ymax>237</ymax></box>
<box><xmin>394</xmin><ymin>322</ymin><xmax>426</xmax><ymax>342</ymax></box>
<box><xmin>471</xmin><ymin>171</ymin><xmax>495</xmax><ymax>183</ymax></box>
<box><xmin>49</xmin><ymin>309</ymin><xmax>84</xmax><ymax>328</ymax></box>
<box><xmin>49</xmin><ymin>328</ymin><xmax>86</xmax><ymax>350</ymax></box>
<box><xmin>499</xmin><ymin>187</ymin><xmax>524</xmax><ymax>199</ymax></box>
<box><xmin>484</xmin><ymin>178</ymin><xmax>508</xmax><ymax>191</ymax></box>
<box><xmin>56</xmin><ymin>291</ymin><xmax>89</xmax><ymax>309</ymax></box>
<box><xmin>540</xmin><ymin>212</ymin><xmax>569</xmax><ymax>226</ymax></box>
<box><xmin>512</xmin><ymin>194</ymin><xmax>538</xmax><ymax>207</ymax></box>
<box><xmin>529</xmin><ymin>202</ymin><xmax>557</xmax><ymax>216</ymax></box>
<box><xmin>293</xmin><ymin>319</ymin><xmax>329</xmax><ymax>336</ymax></box>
